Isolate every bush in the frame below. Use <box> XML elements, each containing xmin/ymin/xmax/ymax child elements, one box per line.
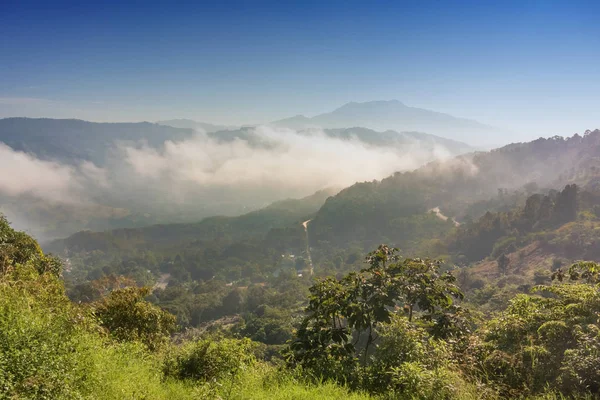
<box><xmin>365</xmin><ymin>315</ymin><xmax>476</xmax><ymax>399</ymax></box>
<box><xmin>468</xmin><ymin>280</ymin><xmax>600</xmax><ymax>398</ymax></box>
<box><xmin>239</xmin><ymin>306</ymin><xmax>294</xmax><ymax>345</ymax></box>
<box><xmin>163</xmin><ymin>337</ymin><xmax>257</xmax><ymax>384</ymax></box>
<box><xmin>0</xmin><ymin>265</ymin><xmax>95</xmax><ymax>399</ymax></box>
<box><xmin>93</xmin><ymin>286</ymin><xmax>176</xmax><ymax>350</ymax></box>
<box><xmin>491</xmin><ymin>236</ymin><xmax>517</xmax><ymax>259</ymax></box>
<box><xmin>558</xmin><ymin>327</ymin><xmax>600</xmax><ymax>394</ymax></box>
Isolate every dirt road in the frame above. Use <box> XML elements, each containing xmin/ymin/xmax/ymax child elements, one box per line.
<box><xmin>302</xmin><ymin>220</ymin><xmax>314</xmax><ymax>275</ymax></box>
<box><xmin>429</xmin><ymin>207</ymin><xmax>460</xmax><ymax>227</ymax></box>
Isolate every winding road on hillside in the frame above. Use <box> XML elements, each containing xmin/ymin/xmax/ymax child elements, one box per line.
<box><xmin>429</xmin><ymin>207</ymin><xmax>460</xmax><ymax>227</ymax></box>
<box><xmin>302</xmin><ymin>220</ymin><xmax>314</xmax><ymax>275</ymax></box>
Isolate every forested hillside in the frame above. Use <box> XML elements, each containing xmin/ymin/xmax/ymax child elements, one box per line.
<box><xmin>309</xmin><ymin>130</ymin><xmax>600</xmax><ymax>250</ymax></box>
<box><xmin>4</xmin><ymin>1</ymin><xmax>599</xmax><ymax>398</ymax></box>
<box><xmin>49</xmin><ymin>188</ymin><xmax>337</xmax><ymax>254</ymax></box>
<box><xmin>53</xmin><ymin>130</ymin><xmax>600</xmax><ymax>269</ymax></box>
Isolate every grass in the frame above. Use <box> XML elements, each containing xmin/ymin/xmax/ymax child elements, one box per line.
<box><xmin>86</xmin><ymin>344</ymin><xmax>371</xmax><ymax>400</ymax></box>
<box><xmin>222</xmin><ymin>364</ymin><xmax>371</xmax><ymax>400</ymax></box>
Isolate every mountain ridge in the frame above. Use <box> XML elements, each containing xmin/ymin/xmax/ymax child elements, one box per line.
<box><xmin>156</xmin><ymin>119</ymin><xmax>237</xmax><ymax>132</ymax></box>
<box><xmin>307</xmin><ymin>129</ymin><xmax>600</xmax><ymax>250</ymax></box>
<box><xmin>273</xmin><ymin>100</ymin><xmax>507</xmax><ymax>145</ymax></box>
<box><xmin>0</xmin><ymin>117</ymin><xmax>195</xmax><ymax>166</ymax></box>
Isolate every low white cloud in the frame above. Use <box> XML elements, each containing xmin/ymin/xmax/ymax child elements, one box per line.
<box><xmin>0</xmin><ymin>126</ymin><xmax>462</xmax><ymax>228</ymax></box>
<box><xmin>119</xmin><ymin>126</ymin><xmax>447</xmax><ymax>193</ymax></box>
<box><xmin>0</xmin><ymin>143</ymin><xmax>83</xmax><ymax>203</ymax></box>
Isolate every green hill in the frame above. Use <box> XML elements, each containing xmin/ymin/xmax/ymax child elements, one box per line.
<box><xmin>308</xmin><ymin>130</ymin><xmax>600</xmax><ymax>251</ymax></box>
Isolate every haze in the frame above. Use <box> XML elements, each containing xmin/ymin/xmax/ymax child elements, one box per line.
<box><xmin>1</xmin><ymin>1</ymin><xmax>599</xmax><ymax>139</ymax></box>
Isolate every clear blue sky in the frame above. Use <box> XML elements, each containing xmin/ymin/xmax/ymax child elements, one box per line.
<box><xmin>1</xmin><ymin>0</ymin><xmax>599</xmax><ymax>138</ymax></box>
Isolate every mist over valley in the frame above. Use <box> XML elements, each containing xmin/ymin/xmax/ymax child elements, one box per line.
<box><xmin>0</xmin><ymin>101</ymin><xmax>484</xmax><ymax>239</ymax></box>
<box><xmin>2</xmin><ymin>2</ymin><xmax>600</xmax><ymax>399</ymax></box>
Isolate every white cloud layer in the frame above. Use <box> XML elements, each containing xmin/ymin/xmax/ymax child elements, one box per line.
<box><xmin>0</xmin><ymin>126</ymin><xmax>456</xmax><ymax>215</ymax></box>
<box><xmin>0</xmin><ymin>142</ymin><xmax>83</xmax><ymax>203</ymax></box>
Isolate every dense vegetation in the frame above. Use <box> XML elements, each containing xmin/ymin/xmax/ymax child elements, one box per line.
<box><xmin>2</xmin><ymin>130</ymin><xmax>600</xmax><ymax>398</ymax></box>
<box><xmin>50</xmin><ymin>132</ymin><xmax>600</xmax><ymax>336</ymax></box>
<box><xmin>309</xmin><ymin>130</ymin><xmax>600</xmax><ymax>250</ymax></box>
<box><xmin>0</xmin><ymin>214</ymin><xmax>372</xmax><ymax>399</ymax></box>
<box><xmin>4</xmin><ymin>212</ymin><xmax>600</xmax><ymax>398</ymax></box>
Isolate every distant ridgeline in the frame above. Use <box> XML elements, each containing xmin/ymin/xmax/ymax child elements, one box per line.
<box><xmin>271</xmin><ymin>99</ymin><xmax>506</xmax><ymax>144</ymax></box>
<box><xmin>0</xmin><ymin>117</ymin><xmax>195</xmax><ymax>166</ymax></box>
<box><xmin>0</xmin><ymin>117</ymin><xmax>473</xmax><ymax>167</ymax></box>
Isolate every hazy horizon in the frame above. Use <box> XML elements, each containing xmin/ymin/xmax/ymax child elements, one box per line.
<box><xmin>0</xmin><ymin>99</ymin><xmax>597</xmax><ymax>147</ymax></box>
<box><xmin>1</xmin><ymin>1</ymin><xmax>599</xmax><ymax>142</ymax></box>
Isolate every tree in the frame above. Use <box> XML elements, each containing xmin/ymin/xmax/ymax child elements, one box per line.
<box><xmin>497</xmin><ymin>253</ymin><xmax>509</xmax><ymax>275</ymax></box>
<box><xmin>286</xmin><ymin>245</ymin><xmax>464</xmax><ymax>383</ymax></box>
<box><xmin>221</xmin><ymin>288</ymin><xmax>244</xmax><ymax>315</ymax></box>
<box><xmin>554</xmin><ymin>184</ymin><xmax>578</xmax><ymax>223</ymax></box>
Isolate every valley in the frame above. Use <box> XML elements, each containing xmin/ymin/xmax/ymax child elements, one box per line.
<box><xmin>3</xmin><ymin>122</ymin><xmax>600</xmax><ymax>400</ymax></box>
<box><xmin>46</xmin><ymin>130</ymin><xmax>600</xmax><ymax>325</ymax></box>
<box><xmin>3</xmin><ymin>2</ymin><xmax>600</xmax><ymax>398</ymax></box>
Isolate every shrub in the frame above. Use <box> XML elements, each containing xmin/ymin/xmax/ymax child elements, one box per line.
<box><xmin>467</xmin><ymin>277</ymin><xmax>600</xmax><ymax>397</ymax></box>
<box><xmin>162</xmin><ymin>337</ymin><xmax>257</xmax><ymax>384</ymax></box>
<box><xmin>0</xmin><ymin>265</ymin><xmax>94</xmax><ymax>399</ymax></box>
<box><xmin>365</xmin><ymin>315</ymin><xmax>474</xmax><ymax>399</ymax></box>
<box><xmin>0</xmin><ymin>215</ymin><xmax>63</xmax><ymax>277</ymax></box>
<box><xmin>93</xmin><ymin>286</ymin><xmax>176</xmax><ymax>350</ymax></box>
<box><xmin>491</xmin><ymin>236</ymin><xmax>517</xmax><ymax>259</ymax></box>
<box><xmin>557</xmin><ymin>327</ymin><xmax>600</xmax><ymax>394</ymax></box>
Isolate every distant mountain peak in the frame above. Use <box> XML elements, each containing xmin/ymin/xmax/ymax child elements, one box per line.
<box><xmin>162</xmin><ymin>118</ymin><xmax>196</xmax><ymax>123</ymax></box>
<box><xmin>350</xmin><ymin>99</ymin><xmax>404</xmax><ymax>105</ymax></box>
<box><xmin>273</xmin><ymin>100</ymin><xmax>506</xmax><ymax>145</ymax></box>
<box><xmin>335</xmin><ymin>99</ymin><xmax>406</xmax><ymax>110</ymax></box>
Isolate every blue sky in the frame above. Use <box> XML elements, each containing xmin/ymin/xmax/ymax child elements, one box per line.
<box><xmin>1</xmin><ymin>0</ymin><xmax>599</xmax><ymax>138</ymax></box>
